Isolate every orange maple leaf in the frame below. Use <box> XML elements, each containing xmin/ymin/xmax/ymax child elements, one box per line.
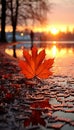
<box><xmin>19</xmin><ymin>46</ymin><xmax>54</xmax><ymax>79</ymax></box>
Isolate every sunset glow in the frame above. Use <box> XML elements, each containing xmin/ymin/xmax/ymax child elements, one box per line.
<box><xmin>1</xmin><ymin>0</ymin><xmax>74</xmax><ymax>34</ymax></box>
<box><xmin>5</xmin><ymin>24</ymin><xmax>74</xmax><ymax>33</ymax></box>
<box><xmin>50</xmin><ymin>28</ymin><xmax>59</xmax><ymax>35</ymax></box>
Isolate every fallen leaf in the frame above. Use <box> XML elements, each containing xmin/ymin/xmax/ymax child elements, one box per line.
<box><xmin>19</xmin><ymin>46</ymin><xmax>54</xmax><ymax>79</ymax></box>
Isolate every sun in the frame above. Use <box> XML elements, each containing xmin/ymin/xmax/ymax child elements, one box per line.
<box><xmin>50</xmin><ymin>28</ymin><xmax>59</xmax><ymax>35</ymax></box>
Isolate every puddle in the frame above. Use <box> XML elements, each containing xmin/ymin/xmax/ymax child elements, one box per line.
<box><xmin>61</xmin><ymin>124</ymin><xmax>74</xmax><ymax>130</ymax></box>
<box><xmin>53</xmin><ymin>111</ymin><xmax>74</xmax><ymax>120</ymax></box>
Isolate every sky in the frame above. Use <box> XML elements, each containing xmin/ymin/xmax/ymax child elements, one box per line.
<box><xmin>48</xmin><ymin>0</ymin><xmax>74</xmax><ymax>32</ymax></box>
<box><xmin>5</xmin><ymin>0</ymin><xmax>74</xmax><ymax>33</ymax></box>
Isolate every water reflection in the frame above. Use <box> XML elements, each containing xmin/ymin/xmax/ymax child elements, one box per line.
<box><xmin>24</xmin><ymin>99</ymin><xmax>51</xmax><ymax>127</ymax></box>
<box><xmin>5</xmin><ymin>42</ymin><xmax>74</xmax><ymax>77</ymax></box>
<box><xmin>45</xmin><ymin>45</ymin><xmax>74</xmax><ymax>58</ymax></box>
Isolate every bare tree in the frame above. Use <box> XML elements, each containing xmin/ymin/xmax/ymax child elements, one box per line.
<box><xmin>6</xmin><ymin>0</ymin><xmax>19</xmax><ymax>57</ymax></box>
<box><xmin>7</xmin><ymin>0</ymin><xmax>51</xmax><ymax>41</ymax></box>
<box><xmin>6</xmin><ymin>0</ymin><xmax>51</xmax><ymax>57</ymax></box>
<box><xmin>7</xmin><ymin>0</ymin><xmax>19</xmax><ymax>42</ymax></box>
<box><xmin>18</xmin><ymin>0</ymin><xmax>51</xmax><ymax>26</ymax></box>
<box><xmin>0</xmin><ymin>0</ymin><xmax>52</xmax><ymax>43</ymax></box>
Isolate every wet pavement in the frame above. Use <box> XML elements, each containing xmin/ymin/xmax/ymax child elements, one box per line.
<box><xmin>0</xmin><ymin>47</ymin><xmax>74</xmax><ymax>130</ymax></box>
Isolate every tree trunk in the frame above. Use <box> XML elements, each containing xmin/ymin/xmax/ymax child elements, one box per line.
<box><xmin>12</xmin><ymin>24</ymin><xmax>16</xmax><ymax>42</ymax></box>
<box><xmin>10</xmin><ymin>0</ymin><xmax>19</xmax><ymax>58</ymax></box>
<box><xmin>11</xmin><ymin>0</ymin><xmax>19</xmax><ymax>42</ymax></box>
<box><xmin>0</xmin><ymin>0</ymin><xmax>7</xmax><ymax>42</ymax></box>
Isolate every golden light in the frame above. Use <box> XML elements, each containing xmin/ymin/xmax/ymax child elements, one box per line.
<box><xmin>52</xmin><ymin>41</ymin><xmax>57</xmax><ymax>44</ymax></box>
<box><xmin>21</xmin><ymin>32</ymin><xmax>24</xmax><ymax>36</ymax></box>
<box><xmin>52</xmin><ymin>45</ymin><xmax>57</xmax><ymax>57</ymax></box>
<box><xmin>50</xmin><ymin>27</ymin><xmax>59</xmax><ymax>35</ymax></box>
<box><xmin>5</xmin><ymin>49</ymin><xmax>13</xmax><ymax>56</ymax></box>
<box><xmin>45</xmin><ymin>45</ymin><xmax>57</xmax><ymax>59</ymax></box>
<box><xmin>4</xmin><ymin>23</ymin><xmax>74</xmax><ymax>33</ymax></box>
<box><xmin>45</xmin><ymin>45</ymin><xmax>68</xmax><ymax>58</ymax></box>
